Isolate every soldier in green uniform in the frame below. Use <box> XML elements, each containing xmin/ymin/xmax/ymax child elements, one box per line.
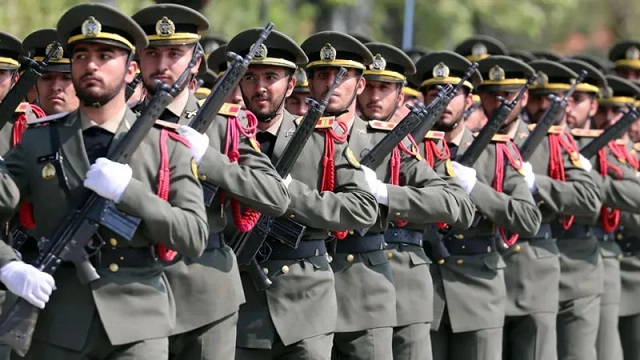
<box><xmin>522</xmin><ymin>59</ymin><xmax>606</xmax><ymax>360</ymax></box>
<box><xmin>284</xmin><ymin>67</ymin><xmax>310</xmax><ymax>116</ymax></box>
<box><xmin>207</xmin><ymin>45</ymin><xmax>246</xmax><ymax>108</ymax></box>
<box><xmin>608</xmin><ymin>40</ymin><xmax>640</xmax><ymax>84</ymax></box>
<box><xmin>225</xmin><ymin>29</ymin><xmax>377</xmax><ymax>359</ymax></box>
<box><xmin>414</xmin><ymin>51</ymin><xmax>542</xmax><ymax>360</ymax></box>
<box><xmin>0</xmin><ymin>3</ymin><xmax>210</xmax><ymax>358</ymax></box>
<box><xmin>453</xmin><ymin>35</ymin><xmax>508</xmax><ymax>62</ymax></box>
<box><xmin>353</xmin><ymin>42</ymin><xmax>474</xmax><ymax>360</ymax></box>
<box><xmin>492</xmin><ymin>57</ymin><xmax>602</xmax><ymax>360</ymax></box>
<box><xmin>132</xmin><ymin>4</ymin><xmax>292</xmax><ymax>359</ymax></box>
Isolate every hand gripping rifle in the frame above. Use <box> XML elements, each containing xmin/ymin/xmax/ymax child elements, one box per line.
<box><xmin>0</xmin><ymin>43</ymin><xmax>59</xmax><ymax>131</ymax></box>
<box><xmin>0</xmin><ymin>49</ymin><xmax>204</xmax><ymax>357</ymax></box>
<box><xmin>519</xmin><ymin>70</ymin><xmax>587</xmax><ymax>162</ymax></box>
<box><xmin>580</xmin><ymin>105</ymin><xmax>640</xmax><ymax>159</ymax></box>
<box><xmin>186</xmin><ymin>23</ymin><xmax>274</xmax><ymax>207</ymax></box>
<box><xmin>410</xmin><ymin>62</ymin><xmax>479</xmax><ymax>141</ymax></box>
<box><xmin>230</xmin><ymin>68</ymin><xmax>348</xmax><ymax>291</ymax></box>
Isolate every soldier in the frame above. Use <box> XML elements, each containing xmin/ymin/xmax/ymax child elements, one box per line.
<box><xmin>284</xmin><ymin>67</ymin><xmax>310</xmax><ymax>116</ymax></box>
<box><xmin>523</xmin><ymin>59</ymin><xmax>606</xmax><ymax>360</ymax></box>
<box><xmin>131</xmin><ymin>4</ymin><xmax>293</xmax><ymax>360</ymax></box>
<box><xmin>0</xmin><ymin>3</ymin><xmax>210</xmax><ymax>358</ymax></box>
<box><xmin>226</xmin><ymin>29</ymin><xmax>378</xmax><ymax>359</ymax></box>
<box><xmin>608</xmin><ymin>40</ymin><xmax>640</xmax><ymax>83</ymax></box>
<box><xmin>22</xmin><ymin>29</ymin><xmax>79</xmax><ymax>115</ymax></box>
<box><xmin>453</xmin><ymin>35</ymin><xmax>508</xmax><ymax>62</ymax></box>
<box><xmin>414</xmin><ymin>51</ymin><xmax>542</xmax><ymax>360</ymax></box>
<box><xmin>354</xmin><ymin>42</ymin><xmax>474</xmax><ymax>360</ymax></box>
<box><xmin>491</xmin><ymin>57</ymin><xmax>601</xmax><ymax>360</ymax></box>
<box><xmin>207</xmin><ymin>45</ymin><xmax>246</xmax><ymax>108</ymax></box>
<box><xmin>464</xmin><ymin>94</ymin><xmax>487</xmax><ymax>132</ymax></box>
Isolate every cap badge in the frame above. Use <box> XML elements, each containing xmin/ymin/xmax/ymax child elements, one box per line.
<box><xmin>603</xmin><ymin>85</ymin><xmax>614</xmax><ymax>98</ymax></box>
<box><xmin>489</xmin><ymin>65</ymin><xmax>505</xmax><ymax>81</ymax></box>
<box><xmin>294</xmin><ymin>67</ymin><xmax>308</xmax><ymax>84</ymax></box>
<box><xmin>81</xmin><ymin>16</ymin><xmax>102</xmax><ymax>38</ymax></box>
<box><xmin>471</xmin><ymin>43</ymin><xmax>488</xmax><ymax>57</ymax></box>
<box><xmin>535</xmin><ymin>71</ymin><xmax>549</xmax><ymax>86</ymax></box>
<box><xmin>45</xmin><ymin>42</ymin><xmax>64</xmax><ymax>61</ymax></box>
<box><xmin>626</xmin><ymin>46</ymin><xmax>640</xmax><ymax>61</ymax></box>
<box><xmin>433</xmin><ymin>62</ymin><xmax>450</xmax><ymax>78</ymax></box>
<box><xmin>370</xmin><ymin>54</ymin><xmax>386</xmax><ymax>71</ymax></box>
<box><xmin>320</xmin><ymin>43</ymin><xmax>337</xmax><ymax>62</ymax></box>
<box><xmin>155</xmin><ymin>16</ymin><xmax>176</xmax><ymax>37</ymax></box>
<box><xmin>254</xmin><ymin>44</ymin><xmax>268</xmax><ymax>60</ymax></box>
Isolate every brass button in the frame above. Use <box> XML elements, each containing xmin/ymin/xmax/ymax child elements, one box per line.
<box><xmin>437</xmin><ymin>259</ymin><xmax>445</xmax><ymax>265</ymax></box>
<box><xmin>289</xmin><ymin>214</ymin><xmax>295</xmax><ymax>219</ymax></box>
<box><xmin>513</xmin><ymin>245</ymin><xmax>522</xmax><ymax>252</ymax></box>
<box><xmin>327</xmin><ymin>255</ymin><xmax>333</xmax><ymax>263</ymax></box>
<box><xmin>109</xmin><ymin>238</ymin><xmax>118</xmax><ymax>247</ymax></box>
<box><xmin>346</xmin><ymin>254</ymin><xmax>355</xmax><ymax>262</ymax></box>
<box><xmin>456</xmin><ymin>234</ymin><xmax>464</xmax><ymax>240</ymax></box>
<box><xmin>119</xmin><ymin>256</ymin><xmax>124</xmax><ymax>261</ymax></box>
<box><xmin>618</xmin><ymin>254</ymin><xmax>624</xmax><ymax>260</ymax></box>
<box><xmin>617</xmin><ymin>233</ymin><xmax>624</xmax><ymax>241</ymax></box>
<box><xmin>109</xmin><ymin>263</ymin><xmax>119</xmax><ymax>272</ymax></box>
<box><xmin>456</xmin><ymin>259</ymin><xmax>464</xmax><ymax>265</ymax></box>
<box><xmin>199</xmin><ymin>174</ymin><xmax>207</xmax><ymax>181</ymax></box>
<box><xmin>281</xmin><ymin>265</ymin><xmax>290</xmax><ymax>274</ymax></box>
<box><xmin>387</xmin><ymin>252</ymin><xmax>393</xmax><ymax>260</ymax></box>
<box><xmin>262</xmin><ymin>267</ymin><xmax>269</xmax><ymax>275</ymax></box>
<box><xmin>349</xmin><ymin>230</ymin><xmax>354</xmax><ymax>235</ymax></box>
<box><xmin>395</xmin><ymin>212</ymin><xmax>401</xmax><ymax>217</ymax></box>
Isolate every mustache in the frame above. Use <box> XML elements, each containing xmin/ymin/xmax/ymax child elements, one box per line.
<box><xmin>251</xmin><ymin>93</ymin><xmax>270</xmax><ymax>101</ymax></box>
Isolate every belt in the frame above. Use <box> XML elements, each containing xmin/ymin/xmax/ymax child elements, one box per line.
<box><xmin>266</xmin><ymin>239</ymin><xmax>327</xmax><ymax>260</ymax></box>
<box><xmin>92</xmin><ymin>246</ymin><xmax>158</xmax><ymax>268</ymax></box>
<box><xmin>206</xmin><ymin>232</ymin><xmax>225</xmax><ymax>250</ymax></box>
<box><xmin>551</xmin><ymin>223</ymin><xmax>592</xmax><ymax>240</ymax></box>
<box><xmin>443</xmin><ymin>234</ymin><xmax>498</xmax><ymax>255</ymax></box>
<box><xmin>384</xmin><ymin>228</ymin><xmax>423</xmax><ymax>247</ymax></box>
<box><xmin>591</xmin><ymin>227</ymin><xmax>615</xmax><ymax>242</ymax></box>
<box><xmin>615</xmin><ymin>232</ymin><xmax>640</xmax><ymax>256</ymax></box>
<box><xmin>335</xmin><ymin>233</ymin><xmax>386</xmax><ymax>253</ymax></box>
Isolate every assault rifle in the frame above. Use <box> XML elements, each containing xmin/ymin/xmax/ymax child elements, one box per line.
<box><xmin>580</xmin><ymin>105</ymin><xmax>640</xmax><ymax>159</ymax></box>
<box><xmin>0</xmin><ymin>48</ymin><xmax>203</xmax><ymax>357</ymax></box>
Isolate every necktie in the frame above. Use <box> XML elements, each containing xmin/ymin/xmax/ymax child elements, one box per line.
<box><xmin>448</xmin><ymin>142</ymin><xmax>459</xmax><ymax>160</ymax></box>
<box><xmin>256</xmin><ymin>131</ymin><xmax>277</xmax><ymax>158</ymax></box>
<box><xmin>83</xmin><ymin>126</ymin><xmax>114</xmax><ymax>164</ymax></box>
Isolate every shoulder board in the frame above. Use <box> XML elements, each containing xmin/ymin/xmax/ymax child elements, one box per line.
<box><xmin>367</xmin><ymin>120</ymin><xmax>396</xmax><ymax>131</ymax></box>
<box><xmin>15</xmin><ymin>102</ymin><xmax>30</xmax><ymax>113</ymax></box>
<box><xmin>27</xmin><ymin>111</ymin><xmax>68</xmax><ymax>127</ymax></box>
<box><xmin>315</xmin><ymin>116</ymin><xmax>334</xmax><ymax>129</ymax></box>
<box><xmin>548</xmin><ymin>125</ymin><xmax>565</xmax><ymax>134</ymax></box>
<box><xmin>570</xmin><ymin>128</ymin><xmax>602</xmax><ymax>138</ymax></box>
<box><xmin>491</xmin><ymin>134</ymin><xmax>512</xmax><ymax>142</ymax></box>
<box><xmin>528</xmin><ymin>123</ymin><xmax>536</xmax><ymax>131</ymax></box>
<box><xmin>634</xmin><ymin>143</ymin><xmax>640</xmax><ymax>152</ymax></box>
<box><xmin>218</xmin><ymin>103</ymin><xmax>241</xmax><ymax>117</ymax></box>
<box><xmin>472</xmin><ymin>132</ymin><xmax>479</xmax><ymax>137</ymax></box>
<box><xmin>615</xmin><ymin>139</ymin><xmax>627</xmax><ymax>146</ymax></box>
<box><xmin>154</xmin><ymin>119</ymin><xmax>180</xmax><ymax>132</ymax></box>
<box><xmin>197</xmin><ymin>99</ymin><xmax>206</xmax><ymax>107</ymax></box>
<box><xmin>424</xmin><ymin>130</ymin><xmax>445</xmax><ymax>140</ymax></box>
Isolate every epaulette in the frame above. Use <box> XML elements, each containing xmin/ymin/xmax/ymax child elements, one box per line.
<box><xmin>570</xmin><ymin>128</ymin><xmax>602</xmax><ymax>138</ymax></box>
<box><xmin>218</xmin><ymin>103</ymin><xmax>241</xmax><ymax>117</ymax></box>
<box><xmin>634</xmin><ymin>143</ymin><xmax>640</xmax><ymax>152</ymax></box>
<box><xmin>548</xmin><ymin>125</ymin><xmax>564</xmax><ymax>134</ymax></box>
<box><xmin>491</xmin><ymin>134</ymin><xmax>511</xmax><ymax>142</ymax></box>
<box><xmin>615</xmin><ymin>139</ymin><xmax>627</xmax><ymax>146</ymax></box>
<box><xmin>15</xmin><ymin>102</ymin><xmax>30</xmax><ymax>113</ymax></box>
<box><xmin>27</xmin><ymin>111</ymin><xmax>68</xmax><ymax>127</ymax></box>
<box><xmin>367</xmin><ymin>120</ymin><xmax>395</xmax><ymax>131</ymax></box>
<box><xmin>527</xmin><ymin>123</ymin><xmax>536</xmax><ymax>131</ymax></box>
<box><xmin>197</xmin><ymin>99</ymin><xmax>206</xmax><ymax>107</ymax></box>
<box><xmin>424</xmin><ymin>130</ymin><xmax>445</xmax><ymax>140</ymax></box>
<box><xmin>154</xmin><ymin>119</ymin><xmax>180</xmax><ymax>132</ymax></box>
<box><xmin>294</xmin><ymin>116</ymin><xmax>335</xmax><ymax>129</ymax></box>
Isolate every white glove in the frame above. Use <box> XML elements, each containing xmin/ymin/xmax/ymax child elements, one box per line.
<box><xmin>178</xmin><ymin>125</ymin><xmax>209</xmax><ymax>164</ymax></box>
<box><xmin>521</xmin><ymin>161</ymin><xmax>537</xmax><ymax>193</ymax></box>
<box><xmin>0</xmin><ymin>261</ymin><xmax>55</xmax><ymax>309</ymax></box>
<box><xmin>451</xmin><ymin>161</ymin><xmax>477</xmax><ymax>194</ymax></box>
<box><xmin>84</xmin><ymin>158</ymin><xmax>132</xmax><ymax>203</ymax></box>
<box><xmin>361</xmin><ymin>165</ymin><xmax>389</xmax><ymax>206</ymax></box>
<box><xmin>579</xmin><ymin>154</ymin><xmax>593</xmax><ymax>172</ymax></box>
<box><xmin>283</xmin><ymin>174</ymin><xmax>292</xmax><ymax>188</ymax></box>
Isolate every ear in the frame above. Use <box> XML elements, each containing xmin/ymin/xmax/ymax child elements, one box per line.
<box><xmin>464</xmin><ymin>92</ymin><xmax>474</xmax><ymax>109</ymax></box>
<box><xmin>519</xmin><ymin>89</ymin><xmax>529</xmax><ymax>108</ymax></box>
<box><xmin>588</xmin><ymin>98</ymin><xmax>598</xmax><ymax>117</ymax></box>
<box><xmin>356</xmin><ymin>75</ymin><xmax>366</xmax><ymax>95</ymax></box>
<box><xmin>190</xmin><ymin>56</ymin><xmax>202</xmax><ymax>76</ymax></box>
<box><xmin>285</xmin><ymin>74</ymin><xmax>296</xmax><ymax>98</ymax></box>
<box><xmin>125</xmin><ymin>60</ymin><xmax>138</xmax><ymax>83</ymax></box>
<box><xmin>397</xmin><ymin>88</ymin><xmax>405</xmax><ymax>109</ymax></box>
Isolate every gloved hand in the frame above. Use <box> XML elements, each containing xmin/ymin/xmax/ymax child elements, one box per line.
<box><xmin>84</xmin><ymin>158</ymin><xmax>132</xmax><ymax>203</ymax></box>
<box><xmin>579</xmin><ymin>154</ymin><xmax>593</xmax><ymax>172</ymax></box>
<box><xmin>451</xmin><ymin>161</ymin><xmax>477</xmax><ymax>194</ymax></box>
<box><xmin>521</xmin><ymin>161</ymin><xmax>537</xmax><ymax>193</ymax></box>
<box><xmin>283</xmin><ymin>174</ymin><xmax>292</xmax><ymax>188</ymax></box>
<box><xmin>178</xmin><ymin>125</ymin><xmax>209</xmax><ymax>164</ymax></box>
<box><xmin>361</xmin><ymin>165</ymin><xmax>389</xmax><ymax>205</ymax></box>
<box><xmin>0</xmin><ymin>261</ymin><xmax>55</xmax><ymax>309</ymax></box>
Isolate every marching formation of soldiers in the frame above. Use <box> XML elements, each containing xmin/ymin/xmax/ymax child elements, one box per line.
<box><xmin>0</xmin><ymin>2</ymin><xmax>638</xmax><ymax>360</ymax></box>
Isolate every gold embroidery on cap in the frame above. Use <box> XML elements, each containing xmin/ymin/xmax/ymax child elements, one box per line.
<box><xmin>155</xmin><ymin>16</ymin><xmax>176</xmax><ymax>37</ymax></box>
<box><xmin>81</xmin><ymin>16</ymin><xmax>102</xmax><ymax>38</ymax></box>
<box><xmin>254</xmin><ymin>44</ymin><xmax>268</xmax><ymax>60</ymax></box>
<box><xmin>471</xmin><ymin>43</ymin><xmax>487</xmax><ymax>57</ymax></box>
<box><xmin>45</xmin><ymin>42</ymin><xmax>63</xmax><ymax>61</ymax></box>
<box><xmin>370</xmin><ymin>54</ymin><xmax>386</xmax><ymax>71</ymax></box>
<box><xmin>433</xmin><ymin>62</ymin><xmax>450</xmax><ymax>78</ymax></box>
<box><xmin>489</xmin><ymin>65</ymin><xmax>505</xmax><ymax>81</ymax></box>
<box><xmin>320</xmin><ymin>43</ymin><xmax>337</xmax><ymax>62</ymax></box>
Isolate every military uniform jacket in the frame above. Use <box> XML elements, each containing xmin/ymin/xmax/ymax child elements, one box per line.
<box><xmin>503</xmin><ymin>120</ymin><xmax>600</xmax><ymax>314</ymax></box>
<box><xmin>431</xmin><ymin>127</ymin><xmax>541</xmax><ymax>333</ymax></box>
<box><xmin>347</xmin><ymin>118</ymin><xmax>473</xmax><ymax>328</ymax></box>
<box><xmin>159</xmin><ymin>93</ymin><xmax>291</xmax><ymax>334</ymax></box>
<box><xmin>237</xmin><ymin>111</ymin><xmax>378</xmax><ymax>348</ymax></box>
<box><xmin>0</xmin><ymin>108</ymin><xmax>208</xmax><ymax>351</ymax></box>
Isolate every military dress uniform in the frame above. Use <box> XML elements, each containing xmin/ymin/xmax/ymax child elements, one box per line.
<box><xmin>414</xmin><ymin>51</ymin><xmax>542</xmax><ymax>360</ymax></box>
<box><xmin>131</xmin><ymin>6</ymin><xmax>292</xmax><ymax>360</ymax></box>
<box><xmin>354</xmin><ymin>43</ymin><xmax>475</xmax><ymax>360</ymax></box>
<box><xmin>0</xmin><ymin>4</ymin><xmax>210</xmax><ymax>359</ymax></box>
<box><xmin>497</xmin><ymin>58</ymin><xmax>603</xmax><ymax>360</ymax></box>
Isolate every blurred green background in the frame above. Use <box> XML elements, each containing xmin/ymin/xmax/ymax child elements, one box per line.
<box><xmin>2</xmin><ymin>0</ymin><xmax>637</xmax><ymax>56</ymax></box>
